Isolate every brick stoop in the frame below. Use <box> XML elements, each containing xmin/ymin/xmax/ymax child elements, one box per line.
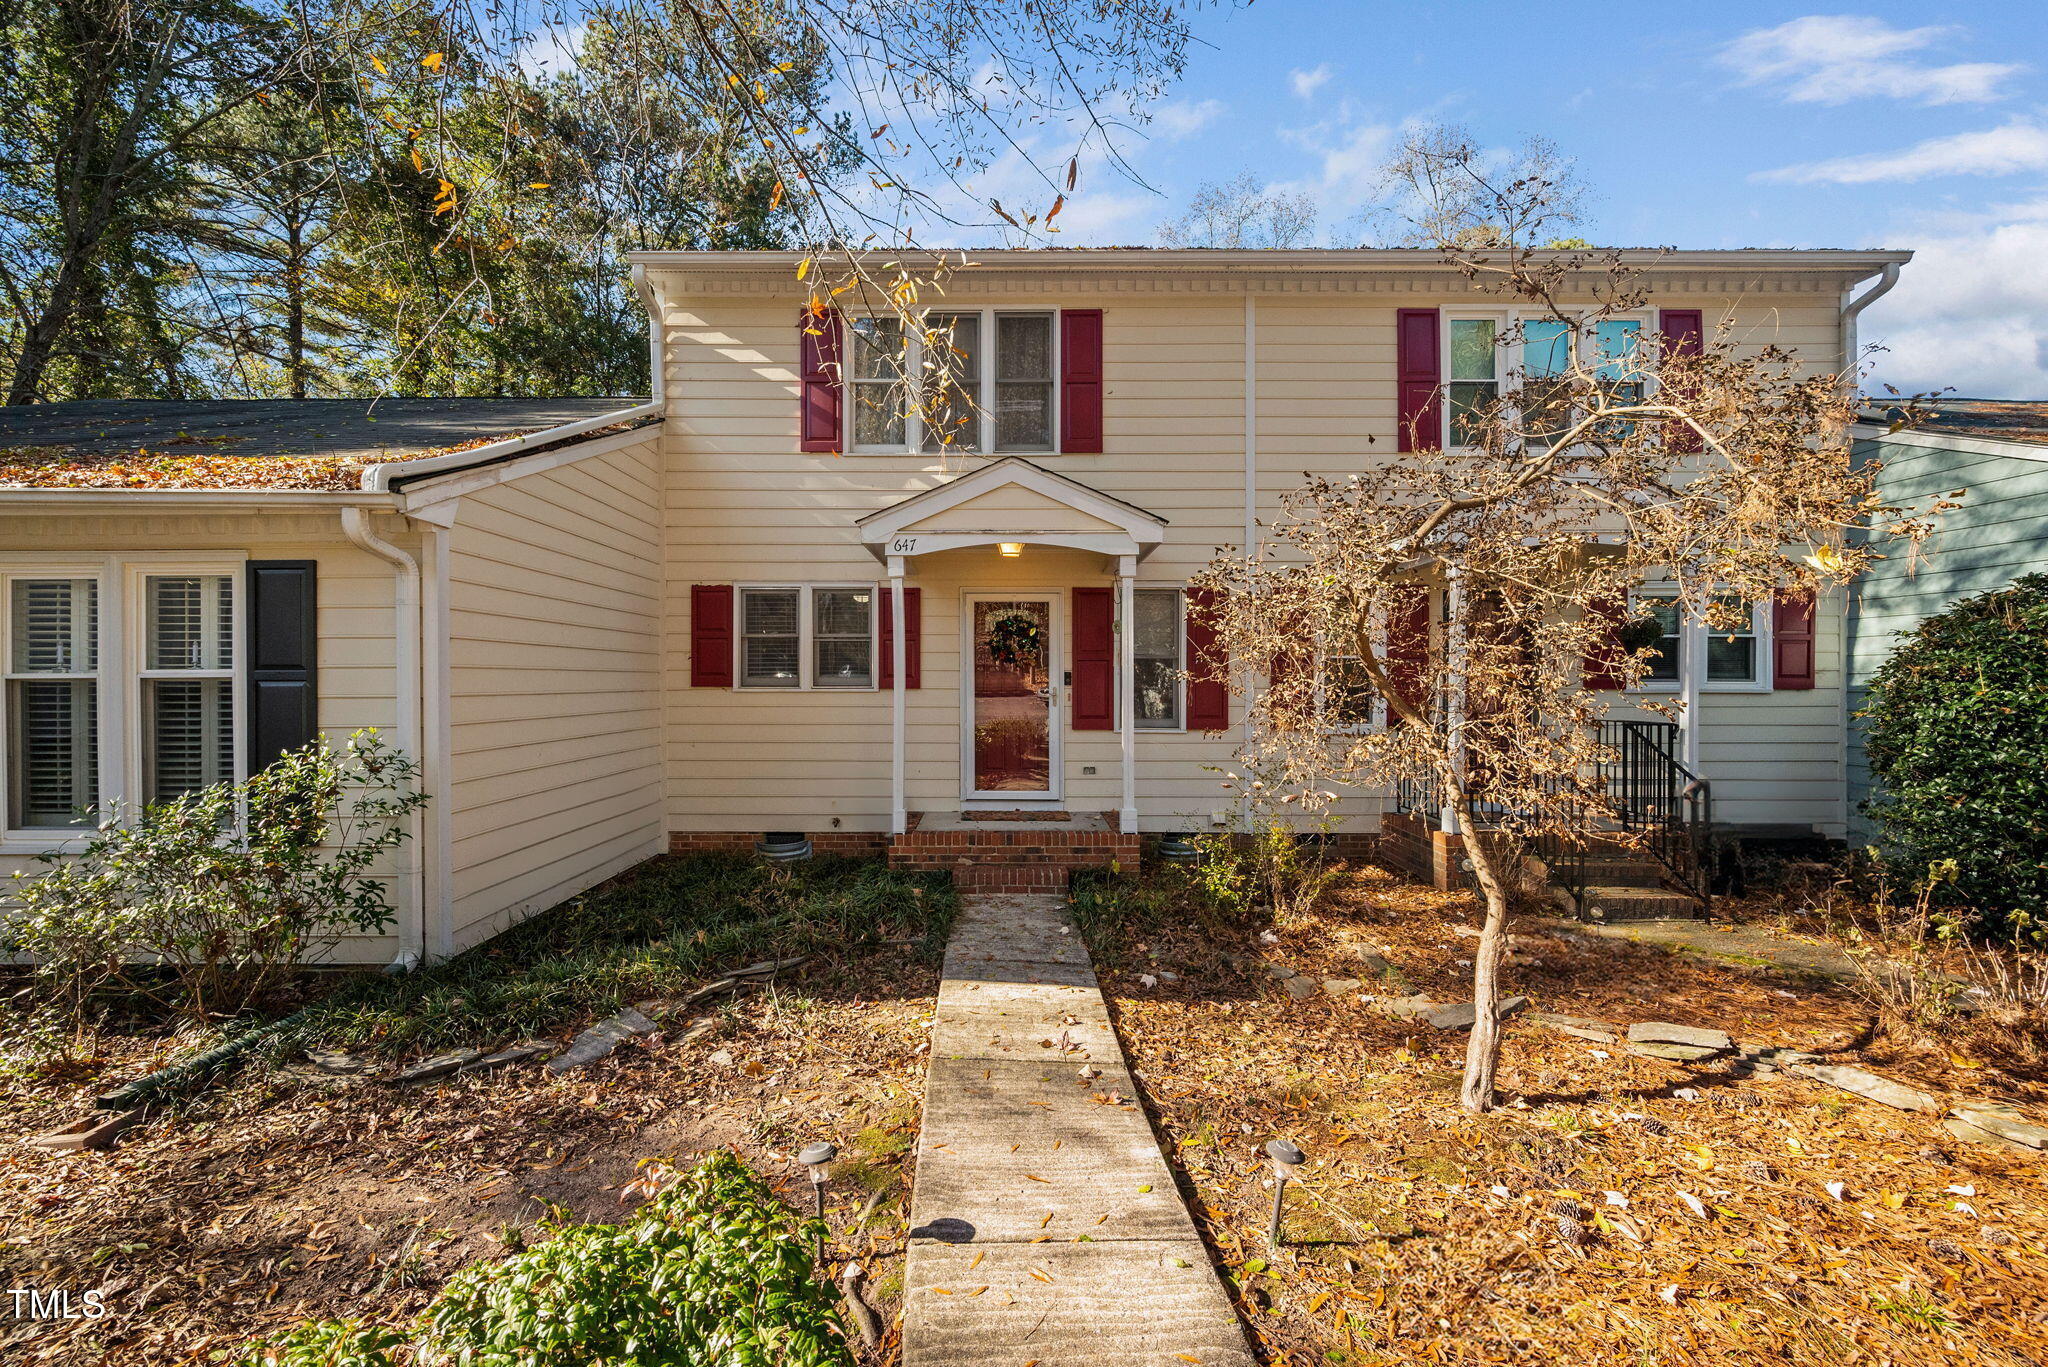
<box><xmin>889</xmin><ymin>812</ymin><xmax>1141</xmax><ymax>891</ymax></box>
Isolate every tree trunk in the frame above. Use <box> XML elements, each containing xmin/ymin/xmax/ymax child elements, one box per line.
<box><xmin>1457</xmin><ymin>811</ymin><xmax>1514</xmax><ymax>1114</ymax></box>
<box><xmin>284</xmin><ymin>217</ymin><xmax>307</xmax><ymax>399</ymax></box>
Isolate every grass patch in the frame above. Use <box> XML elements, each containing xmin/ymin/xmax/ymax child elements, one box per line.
<box><xmin>289</xmin><ymin>854</ymin><xmax>956</xmax><ymax>1057</ymax></box>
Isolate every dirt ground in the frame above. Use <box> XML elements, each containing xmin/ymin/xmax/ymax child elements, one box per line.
<box><xmin>0</xmin><ymin>945</ymin><xmax>936</xmax><ymax>1366</ymax></box>
<box><xmin>1100</xmin><ymin>865</ymin><xmax>2048</xmax><ymax>1366</ymax></box>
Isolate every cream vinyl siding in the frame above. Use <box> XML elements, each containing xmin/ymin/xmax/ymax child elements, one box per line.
<box><xmin>0</xmin><ymin>508</ymin><xmax>409</xmax><ymax>961</ymax></box>
<box><xmin>652</xmin><ymin>268</ymin><xmax>1856</xmax><ymax>836</ymax></box>
<box><xmin>445</xmin><ymin>433</ymin><xmax>665</xmax><ymax>951</ymax></box>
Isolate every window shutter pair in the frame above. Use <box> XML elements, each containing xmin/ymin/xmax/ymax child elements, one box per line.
<box><xmin>1584</xmin><ymin>590</ymin><xmax>1815</xmax><ymax>690</ymax></box>
<box><xmin>247</xmin><ymin>561</ymin><xmax>318</xmax><ymax>769</ymax></box>
<box><xmin>1072</xmin><ymin>587</ymin><xmax>1227</xmax><ymax>732</ymax></box>
<box><xmin>688</xmin><ymin>584</ymin><xmax>919</xmax><ymax>688</ymax></box>
<box><xmin>797</xmin><ymin>308</ymin><xmax>1104</xmax><ymax>454</ymax></box>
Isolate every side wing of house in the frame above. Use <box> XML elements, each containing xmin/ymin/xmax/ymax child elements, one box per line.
<box><xmin>1847</xmin><ymin>427</ymin><xmax>2048</xmax><ymax>844</ymax></box>
<box><xmin>429</xmin><ymin>429</ymin><xmax>668</xmax><ymax>953</ymax></box>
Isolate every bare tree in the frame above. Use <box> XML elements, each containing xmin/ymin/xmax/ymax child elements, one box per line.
<box><xmin>1191</xmin><ymin>129</ymin><xmax>1936</xmax><ymax>1113</ymax></box>
<box><xmin>1157</xmin><ymin>170</ymin><xmax>1317</xmax><ymax>249</ymax></box>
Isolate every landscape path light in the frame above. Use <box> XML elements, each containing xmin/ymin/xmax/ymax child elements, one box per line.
<box><xmin>799</xmin><ymin>1141</ymin><xmax>837</xmax><ymax>1268</ymax></box>
<box><xmin>1266</xmin><ymin>1138</ymin><xmax>1305</xmax><ymax>1248</ymax></box>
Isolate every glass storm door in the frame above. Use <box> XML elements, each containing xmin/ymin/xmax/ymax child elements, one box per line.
<box><xmin>967</xmin><ymin>597</ymin><xmax>1056</xmax><ymax>798</ymax></box>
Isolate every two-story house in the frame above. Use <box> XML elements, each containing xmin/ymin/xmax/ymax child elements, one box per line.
<box><xmin>0</xmin><ymin>247</ymin><xmax>1910</xmax><ymax>960</ymax></box>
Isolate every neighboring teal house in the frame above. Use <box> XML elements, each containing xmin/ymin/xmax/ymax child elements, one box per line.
<box><xmin>1848</xmin><ymin>400</ymin><xmax>2048</xmax><ymax>845</ymax></box>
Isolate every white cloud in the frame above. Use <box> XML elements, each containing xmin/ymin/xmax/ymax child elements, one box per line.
<box><xmin>1862</xmin><ymin>198</ymin><xmax>2048</xmax><ymax>398</ymax></box>
<box><xmin>1269</xmin><ymin>114</ymin><xmax>1397</xmax><ymax>228</ymax></box>
<box><xmin>1759</xmin><ymin>118</ymin><xmax>2048</xmax><ymax>184</ymax></box>
<box><xmin>514</xmin><ymin>21</ymin><xmax>585</xmax><ymax>77</ymax></box>
<box><xmin>1290</xmin><ymin>64</ymin><xmax>1333</xmax><ymax>101</ymax></box>
<box><xmin>1721</xmin><ymin>15</ymin><xmax>2021</xmax><ymax>106</ymax></box>
<box><xmin>1152</xmin><ymin>98</ymin><xmax>1226</xmax><ymax>140</ymax></box>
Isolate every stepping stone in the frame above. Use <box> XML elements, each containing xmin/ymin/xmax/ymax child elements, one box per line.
<box><xmin>1266</xmin><ymin>965</ymin><xmax>1298</xmax><ymax>980</ymax></box>
<box><xmin>23</xmin><ymin>1110</ymin><xmax>141</xmax><ymax>1152</ymax></box>
<box><xmin>1629</xmin><ymin>1041</ymin><xmax>1724</xmax><ymax>1063</ymax></box>
<box><xmin>1732</xmin><ymin>1045</ymin><xmax>1824</xmax><ymax>1072</ymax></box>
<box><xmin>1380</xmin><ymin>995</ymin><xmax>1438</xmax><ymax>1021</ymax></box>
<box><xmin>1529</xmin><ymin>1013</ymin><xmax>1621</xmax><ymax>1044</ymax></box>
<box><xmin>546</xmin><ymin>1007</ymin><xmax>657</xmax><ymax>1074</ymax></box>
<box><xmin>1282</xmin><ymin>976</ymin><xmax>1320</xmax><ymax>1001</ymax></box>
<box><xmin>1627</xmin><ymin>1023</ymin><xmax>1733</xmax><ymax>1052</ymax></box>
<box><xmin>1788</xmin><ymin>1064</ymin><xmax>1940</xmax><ymax>1113</ymax></box>
<box><xmin>1321</xmin><ymin>977</ymin><xmax>1363</xmax><ymax>997</ymax></box>
<box><xmin>1950</xmin><ymin>1102</ymin><xmax>2048</xmax><ymax>1150</ymax></box>
<box><xmin>458</xmin><ymin>1041</ymin><xmax>552</xmax><ymax>1074</ymax></box>
<box><xmin>305</xmin><ymin>1049</ymin><xmax>370</xmax><ymax>1076</ymax></box>
<box><xmin>1425</xmin><ymin>996</ymin><xmax>1528</xmax><ymax>1032</ymax></box>
<box><xmin>393</xmin><ymin>1050</ymin><xmax>484</xmax><ymax>1084</ymax></box>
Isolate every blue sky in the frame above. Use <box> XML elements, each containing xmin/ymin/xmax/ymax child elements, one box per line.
<box><xmin>1024</xmin><ymin>4</ymin><xmax>2048</xmax><ymax>398</ymax></box>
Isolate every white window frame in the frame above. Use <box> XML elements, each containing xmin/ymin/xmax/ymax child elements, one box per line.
<box><xmin>1625</xmin><ymin>585</ymin><xmax>1772</xmax><ymax>695</ymax></box>
<box><xmin>0</xmin><ymin>553</ymin><xmax>246</xmax><ymax>853</ymax></box>
<box><xmin>732</xmin><ymin>583</ymin><xmax>879</xmax><ymax>691</ymax></box>
<box><xmin>1131</xmin><ymin>587</ymin><xmax>1184</xmax><ymax>733</ymax></box>
<box><xmin>1443</xmin><ymin>309</ymin><xmax>1655</xmax><ymax>453</ymax></box>
<box><xmin>846</xmin><ymin>308</ymin><xmax>1061</xmax><ymax>456</ymax></box>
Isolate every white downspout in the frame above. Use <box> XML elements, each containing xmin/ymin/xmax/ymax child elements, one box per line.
<box><xmin>1839</xmin><ymin>263</ymin><xmax>1900</xmax><ymax>399</ymax></box>
<box><xmin>633</xmin><ymin>262</ymin><xmax>667</xmax><ymax>407</ymax></box>
<box><xmin>341</xmin><ymin>507</ymin><xmax>426</xmax><ymax>970</ymax></box>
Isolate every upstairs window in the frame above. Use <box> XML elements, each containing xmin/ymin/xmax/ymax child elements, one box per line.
<box><xmin>1446</xmin><ymin>317</ymin><xmax>1500</xmax><ymax>446</ymax></box>
<box><xmin>6</xmin><ymin>578</ymin><xmax>99</xmax><ymax>829</ymax></box>
<box><xmin>850</xmin><ymin>309</ymin><xmax>1057</xmax><ymax>454</ymax></box>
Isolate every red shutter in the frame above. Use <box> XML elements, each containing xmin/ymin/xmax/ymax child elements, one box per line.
<box><xmin>1772</xmin><ymin>590</ymin><xmax>1816</xmax><ymax>690</ymax></box>
<box><xmin>1385</xmin><ymin>587</ymin><xmax>1431</xmax><ymax>721</ymax></box>
<box><xmin>690</xmin><ymin>584</ymin><xmax>734</xmax><ymax>687</ymax></box>
<box><xmin>1060</xmin><ymin>309</ymin><xmax>1104</xmax><ymax>453</ymax></box>
<box><xmin>879</xmin><ymin>587</ymin><xmax>922</xmax><ymax>689</ymax></box>
<box><xmin>1396</xmin><ymin>308</ymin><xmax>1442</xmax><ymax>453</ymax></box>
<box><xmin>1184</xmin><ymin>587</ymin><xmax>1229</xmax><ymax>732</ymax></box>
<box><xmin>1582</xmin><ymin>595</ymin><xmax>1628</xmax><ymax>690</ymax></box>
<box><xmin>1072</xmin><ymin>586</ymin><xmax>1114</xmax><ymax>730</ymax></box>
<box><xmin>799</xmin><ymin>306</ymin><xmax>842</xmax><ymax>453</ymax></box>
<box><xmin>1658</xmin><ymin>308</ymin><xmax>1704</xmax><ymax>454</ymax></box>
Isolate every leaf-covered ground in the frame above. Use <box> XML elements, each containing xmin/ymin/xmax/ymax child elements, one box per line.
<box><xmin>1091</xmin><ymin>866</ymin><xmax>2048</xmax><ymax>1366</ymax></box>
<box><xmin>0</xmin><ymin>858</ymin><xmax>943</xmax><ymax>1365</ymax></box>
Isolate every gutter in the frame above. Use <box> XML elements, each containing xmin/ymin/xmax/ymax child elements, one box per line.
<box><xmin>1840</xmin><ymin>263</ymin><xmax>1902</xmax><ymax>397</ymax></box>
<box><xmin>339</xmin><ymin>507</ymin><xmax>427</xmax><ymax>971</ymax></box>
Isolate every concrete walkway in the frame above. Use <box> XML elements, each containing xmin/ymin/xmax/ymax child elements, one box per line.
<box><xmin>902</xmin><ymin>893</ymin><xmax>1254</xmax><ymax>1367</ymax></box>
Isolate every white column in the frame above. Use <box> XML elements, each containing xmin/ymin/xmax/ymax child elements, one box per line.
<box><xmin>889</xmin><ymin>557</ymin><xmax>907</xmax><ymax>835</ymax></box>
<box><xmin>1680</xmin><ymin>607</ymin><xmax>1702</xmax><ymax>772</ymax></box>
<box><xmin>1441</xmin><ymin>569</ymin><xmax>1466</xmax><ymax>836</ymax></box>
<box><xmin>1117</xmin><ymin>556</ymin><xmax>1138</xmax><ymax>832</ymax></box>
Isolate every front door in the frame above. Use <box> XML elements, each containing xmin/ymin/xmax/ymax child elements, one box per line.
<box><xmin>964</xmin><ymin>595</ymin><xmax>1059</xmax><ymax>801</ymax></box>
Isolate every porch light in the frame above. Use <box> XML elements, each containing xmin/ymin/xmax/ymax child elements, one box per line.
<box><xmin>999</xmin><ymin>542</ymin><xmax>1024</xmax><ymax>557</ymax></box>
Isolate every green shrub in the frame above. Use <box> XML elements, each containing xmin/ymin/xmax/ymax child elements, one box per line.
<box><xmin>7</xmin><ymin>732</ymin><xmax>425</xmax><ymax>1023</ymax></box>
<box><xmin>238</xmin><ymin>1152</ymin><xmax>851</xmax><ymax>1367</ymax></box>
<box><xmin>1861</xmin><ymin>573</ymin><xmax>2048</xmax><ymax>933</ymax></box>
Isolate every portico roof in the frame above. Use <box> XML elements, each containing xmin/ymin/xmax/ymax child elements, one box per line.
<box><xmin>855</xmin><ymin>456</ymin><xmax>1168</xmax><ymax>561</ymax></box>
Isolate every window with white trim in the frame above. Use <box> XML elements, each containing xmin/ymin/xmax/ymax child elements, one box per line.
<box><xmin>6</xmin><ymin>577</ymin><xmax>99</xmax><ymax>828</ymax></box>
<box><xmin>1630</xmin><ymin>589</ymin><xmax>1768</xmax><ymax>691</ymax></box>
<box><xmin>141</xmin><ymin>573</ymin><xmax>236</xmax><ymax>801</ymax></box>
<box><xmin>849</xmin><ymin>309</ymin><xmax>1057</xmax><ymax>454</ymax></box>
<box><xmin>1447</xmin><ymin>313</ymin><xmax>1651</xmax><ymax>450</ymax></box>
<box><xmin>1445</xmin><ymin>316</ymin><xmax>1501</xmax><ymax>447</ymax></box>
<box><xmin>1323</xmin><ymin>654</ymin><xmax>1381</xmax><ymax>730</ymax></box>
<box><xmin>1132</xmin><ymin>589</ymin><xmax>1181</xmax><ymax>729</ymax></box>
<box><xmin>737</xmin><ymin>585</ymin><xmax>875</xmax><ymax>689</ymax></box>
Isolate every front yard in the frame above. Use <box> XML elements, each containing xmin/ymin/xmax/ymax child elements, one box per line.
<box><xmin>1082</xmin><ymin>864</ymin><xmax>2048</xmax><ymax>1365</ymax></box>
<box><xmin>0</xmin><ymin>855</ymin><xmax>952</xmax><ymax>1365</ymax></box>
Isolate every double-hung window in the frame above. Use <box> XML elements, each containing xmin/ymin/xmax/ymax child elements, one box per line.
<box><xmin>1446</xmin><ymin>317</ymin><xmax>1502</xmax><ymax>447</ymax></box>
<box><xmin>6</xmin><ymin>577</ymin><xmax>99</xmax><ymax>829</ymax></box>
<box><xmin>141</xmin><ymin>573</ymin><xmax>237</xmax><ymax>801</ymax></box>
<box><xmin>1132</xmin><ymin>589</ymin><xmax>1182</xmax><ymax>729</ymax></box>
<box><xmin>1629</xmin><ymin>588</ymin><xmax>1767</xmax><ymax>691</ymax></box>
<box><xmin>849</xmin><ymin>309</ymin><xmax>1057</xmax><ymax>454</ymax></box>
<box><xmin>1323</xmin><ymin>654</ymin><xmax>1381</xmax><ymax>730</ymax></box>
<box><xmin>738</xmin><ymin>585</ymin><xmax>875</xmax><ymax>689</ymax></box>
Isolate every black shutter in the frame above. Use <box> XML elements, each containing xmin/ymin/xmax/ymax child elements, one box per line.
<box><xmin>247</xmin><ymin>560</ymin><xmax>318</xmax><ymax>769</ymax></box>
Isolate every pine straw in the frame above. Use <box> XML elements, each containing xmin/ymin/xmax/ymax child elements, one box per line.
<box><xmin>1098</xmin><ymin>866</ymin><xmax>2048</xmax><ymax>1366</ymax></box>
<box><xmin>0</xmin><ymin>949</ymin><xmax>933</xmax><ymax>1365</ymax></box>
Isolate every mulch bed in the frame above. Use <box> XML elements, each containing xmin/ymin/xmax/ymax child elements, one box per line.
<box><xmin>0</xmin><ymin>947</ymin><xmax>935</xmax><ymax>1365</ymax></box>
<box><xmin>1099</xmin><ymin>865</ymin><xmax>2048</xmax><ymax>1365</ymax></box>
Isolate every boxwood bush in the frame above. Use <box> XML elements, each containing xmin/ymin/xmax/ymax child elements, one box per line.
<box><xmin>1860</xmin><ymin>573</ymin><xmax>2048</xmax><ymax>933</ymax></box>
<box><xmin>240</xmin><ymin>1151</ymin><xmax>852</xmax><ymax>1367</ymax></box>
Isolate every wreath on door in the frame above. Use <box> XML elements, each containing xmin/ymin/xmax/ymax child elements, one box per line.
<box><xmin>984</xmin><ymin>610</ymin><xmax>1044</xmax><ymax>670</ymax></box>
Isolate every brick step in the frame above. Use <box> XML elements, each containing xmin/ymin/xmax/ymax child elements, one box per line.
<box><xmin>1576</xmin><ymin>885</ymin><xmax>1706</xmax><ymax>923</ymax></box>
